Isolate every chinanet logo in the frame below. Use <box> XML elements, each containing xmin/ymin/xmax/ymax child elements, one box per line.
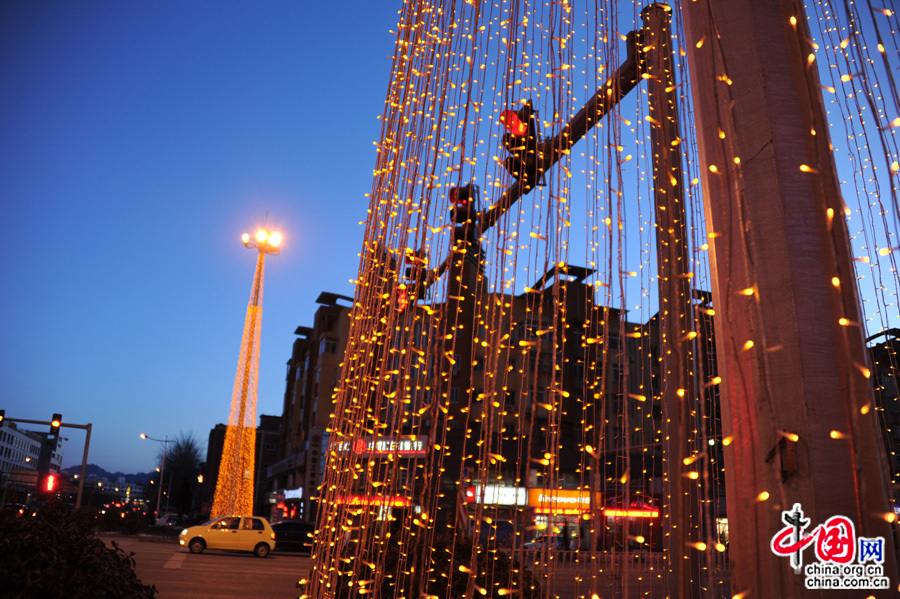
<box><xmin>770</xmin><ymin>503</ymin><xmax>890</xmax><ymax>590</ymax></box>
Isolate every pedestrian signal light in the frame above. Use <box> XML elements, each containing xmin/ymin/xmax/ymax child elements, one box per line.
<box><xmin>45</xmin><ymin>474</ymin><xmax>57</xmax><ymax>493</ymax></box>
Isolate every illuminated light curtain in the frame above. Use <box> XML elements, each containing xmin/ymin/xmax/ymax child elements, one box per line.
<box><xmin>302</xmin><ymin>2</ymin><xmax>900</xmax><ymax>599</ymax></box>
<box><xmin>211</xmin><ymin>252</ymin><xmax>264</xmax><ymax>519</ymax></box>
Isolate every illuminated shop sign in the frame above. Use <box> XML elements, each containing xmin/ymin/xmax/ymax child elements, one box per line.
<box><xmin>527</xmin><ymin>489</ymin><xmax>602</xmax><ymax>514</ymax></box>
<box><xmin>284</xmin><ymin>487</ymin><xmax>303</xmax><ymax>500</ymax></box>
<box><xmin>466</xmin><ymin>485</ymin><xmax>528</xmax><ymax>506</ymax></box>
<box><xmin>334</xmin><ymin>494</ymin><xmax>412</xmax><ymax>507</ymax></box>
<box><xmin>603</xmin><ymin>507</ymin><xmax>659</xmax><ymax>518</ymax></box>
<box><xmin>334</xmin><ymin>436</ymin><xmax>427</xmax><ymax>456</ymax></box>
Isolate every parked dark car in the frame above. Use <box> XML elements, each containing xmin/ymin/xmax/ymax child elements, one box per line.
<box><xmin>271</xmin><ymin>520</ymin><xmax>314</xmax><ymax>553</ymax></box>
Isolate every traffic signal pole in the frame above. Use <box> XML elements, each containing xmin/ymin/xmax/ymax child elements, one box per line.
<box><xmin>411</xmin><ymin>31</ymin><xmax>641</xmax><ymax>303</ymax></box>
<box><xmin>1</xmin><ymin>416</ymin><xmax>92</xmax><ymax>509</ymax></box>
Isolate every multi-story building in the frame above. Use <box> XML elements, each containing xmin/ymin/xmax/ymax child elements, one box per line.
<box><xmin>270</xmin><ymin>259</ymin><xmax>664</xmax><ymax>549</ymax></box>
<box><xmin>267</xmin><ymin>292</ymin><xmax>353</xmax><ymax>521</ymax></box>
<box><xmin>0</xmin><ymin>421</ymin><xmax>45</xmax><ymax>504</ymax></box>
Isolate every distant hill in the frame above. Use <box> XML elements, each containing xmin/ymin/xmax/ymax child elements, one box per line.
<box><xmin>62</xmin><ymin>464</ymin><xmax>155</xmax><ymax>485</ymax></box>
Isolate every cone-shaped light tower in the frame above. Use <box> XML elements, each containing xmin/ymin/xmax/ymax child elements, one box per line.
<box><xmin>211</xmin><ymin>228</ymin><xmax>281</xmax><ymax>518</ymax></box>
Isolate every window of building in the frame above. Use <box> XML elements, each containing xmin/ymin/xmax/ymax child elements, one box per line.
<box><xmin>320</xmin><ymin>337</ymin><xmax>337</xmax><ymax>354</ymax></box>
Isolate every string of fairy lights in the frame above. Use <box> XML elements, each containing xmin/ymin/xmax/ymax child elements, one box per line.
<box><xmin>300</xmin><ymin>2</ymin><xmax>900</xmax><ymax>599</ymax></box>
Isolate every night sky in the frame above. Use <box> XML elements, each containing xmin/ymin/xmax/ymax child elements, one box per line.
<box><xmin>0</xmin><ymin>1</ymin><xmax>399</xmax><ymax>473</ymax></box>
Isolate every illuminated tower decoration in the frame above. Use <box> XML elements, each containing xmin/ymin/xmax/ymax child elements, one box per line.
<box><xmin>211</xmin><ymin>228</ymin><xmax>282</xmax><ymax>519</ymax></box>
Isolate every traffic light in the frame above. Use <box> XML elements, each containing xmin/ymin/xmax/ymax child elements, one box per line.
<box><xmin>448</xmin><ymin>183</ymin><xmax>477</xmax><ymax>223</ymax></box>
<box><xmin>499</xmin><ymin>101</ymin><xmax>542</xmax><ymax>187</ymax></box>
<box><xmin>43</xmin><ymin>473</ymin><xmax>58</xmax><ymax>493</ymax></box>
<box><xmin>50</xmin><ymin>413</ymin><xmax>61</xmax><ymax>434</ymax></box>
<box><xmin>396</xmin><ymin>284</ymin><xmax>410</xmax><ymax>312</ymax></box>
<box><xmin>0</xmin><ymin>409</ymin><xmax>4</xmax><ymax>424</ymax></box>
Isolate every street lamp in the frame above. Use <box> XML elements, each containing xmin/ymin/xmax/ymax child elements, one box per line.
<box><xmin>140</xmin><ymin>433</ymin><xmax>170</xmax><ymax>518</ymax></box>
<box><xmin>241</xmin><ymin>229</ymin><xmax>282</xmax><ymax>253</ymax></box>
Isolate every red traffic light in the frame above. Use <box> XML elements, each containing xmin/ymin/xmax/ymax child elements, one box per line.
<box><xmin>396</xmin><ymin>285</ymin><xmax>410</xmax><ymax>312</ymax></box>
<box><xmin>44</xmin><ymin>474</ymin><xmax>57</xmax><ymax>493</ymax></box>
<box><xmin>449</xmin><ymin>185</ymin><xmax>470</xmax><ymax>207</ymax></box>
<box><xmin>500</xmin><ymin>110</ymin><xmax>528</xmax><ymax>136</ymax></box>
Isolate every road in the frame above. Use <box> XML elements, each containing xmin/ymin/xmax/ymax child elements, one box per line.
<box><xmin>99</xmin><ymin>534</ymin><xmax>311</xmax><ymax>599</ymax></box>
<box><xmin>101</xmin><ymin>535</ymin><xmax>728</xmax><ymax>599</ymax></box>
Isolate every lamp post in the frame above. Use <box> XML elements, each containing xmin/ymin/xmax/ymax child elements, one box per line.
<box><xmin>140</xmin><ymin>433</ymin><xmax>169</xmax><ymax>518</ymax></box>
<box><xmin>211</xmin><ymin>227</ymin><xmax>281</xmax><ymax>519</ymax></box>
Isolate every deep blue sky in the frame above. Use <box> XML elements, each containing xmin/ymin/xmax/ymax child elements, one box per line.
<box><xmin>0</xmin><ymin>1</ymin><xmax>399</xmax><ymax>473</ymax></box>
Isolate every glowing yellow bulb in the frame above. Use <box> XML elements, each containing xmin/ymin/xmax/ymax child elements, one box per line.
<box><xmin>839</xmin><ymin>318</ymin><xmax>849</xmax><ymax>326</ymax></box>
<box><xmin>676</xmin><ymin>388</ymin><xmax>685</xmax><ymax>397</ymax></box>
<box><xmin>799</xmin><ymin>164</ymin><xmax>817</xmax><ymax>173</ymax></box>
<box><xmin>256</xmin><ymin>230</ymin><xmax>268</xmax><ymax>243</ymax></box>
<box><xmin>861</xmin><ymin>404</ymin><xmax>871</xmax><ymax>415</ymax></box>
<box><xmin>743</xmin><ymin>340</ymin><xmax>754</xmax><ymax>350</ymax></box>
<box><xmin>695</xmin><ymin>541</ymin><xmax>707</xmax><ymax>550</ymax></box>
<box><xmin>830</xmin><ymin>430</ymin><xmax>844</xmax><ymax>439</ymax></box>
<box><xmin>779</xmin><ymin>430</ymin><xmax>800</xmax><ymax>442</ymax></box>
<box><xmin>722</xmin><ymin>436</ymin><xmax>733</xmax><ymax>446</ymax></box>
<box><xmin>269</xmin><ymin>232</ymin><xmax>283</xmax><ymax>248</ymax></box>
<box><xmin>831</xmin><ymin>277</ymin><xmax>840</xmax><ymax>287</ymax></box>
<box><xmin>885</xmin><ymin>512</ymin><xmax>897</xmax><ymax>523</ymax></box>
<box><xmin>709</xmin><ymin>164</ymin><xmax>718</xmax><ymax>173</ymax></box>
<box><xmin>688</xmin><ymin>471</ymin><xmax>699</xmax><ymax>480</ymax></box>
<box><xmin>739</xmin><ymin>287</ymin><xmax>754</xmax><ymax>296</ymax></box>
<box><xmin>789</xmin><ymin>16</ymin><xmax>797</xmax><ymax>26</ymax></box>
<box><xmin>757</xmin><ymin>491</ymin><xmax>770</xmax><ymax>502</ymax></box>
<box><xmin>716</xmin><ymin>542</ymin><xmax>726</xmax><ymax>552</ymax></box>
<box><xmin>241</xmin><ymin>233</ymin><xmax>251</xmax><ymax>244</ymax></box>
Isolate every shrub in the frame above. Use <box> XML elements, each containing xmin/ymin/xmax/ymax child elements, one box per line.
<box><xmin>0</xmin><ymin>500</ymin><xmax>157</xmax><ymax>599</ymax></box>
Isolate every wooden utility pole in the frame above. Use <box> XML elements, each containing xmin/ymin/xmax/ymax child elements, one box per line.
<box><xmin>680</xmin><ymin>0</ymin><xmax>898</xmax><ymax>596</ymax></box>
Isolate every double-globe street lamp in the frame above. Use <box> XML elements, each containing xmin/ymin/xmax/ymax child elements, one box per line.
<box><xmin>139</xmin><ymin>433</ymin><xmax>170</xmax><ymax>518</ymax></box>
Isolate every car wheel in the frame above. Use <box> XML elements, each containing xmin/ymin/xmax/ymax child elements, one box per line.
<box><xmin>188</xmin><ymin>538</ymin><xmax>205</xmax><ymax>554</ymax></box>
<box><xmin>254</xmin><ymin>543</ymin><xmax>270</xmax><ymax>558</ymax></box>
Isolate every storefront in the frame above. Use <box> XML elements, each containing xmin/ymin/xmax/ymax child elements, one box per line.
<box><xmin>527</xmin><ymin>488</ymin><xmax>602</xmax><ymax>550</ymax></box>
